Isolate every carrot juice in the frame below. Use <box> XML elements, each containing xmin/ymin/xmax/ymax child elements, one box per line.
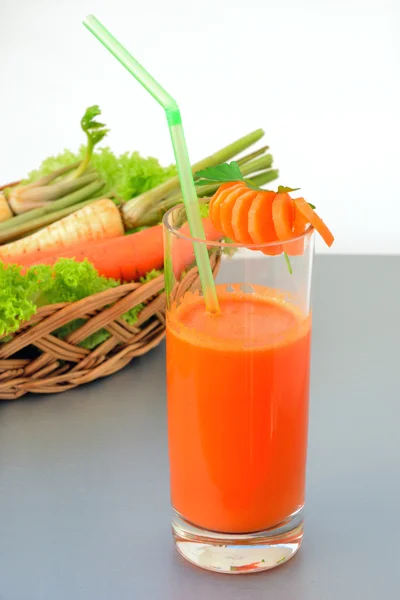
<box><xmin>166</xmin><ymin>284</ymin><xmax>311</xmax><ymax>534</ymax></box>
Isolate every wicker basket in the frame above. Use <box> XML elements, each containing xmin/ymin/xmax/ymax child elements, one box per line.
<box><xmin>0</xmin><ymin>254</ymin><xmax>221</xmax><ymax>400</ymax></box>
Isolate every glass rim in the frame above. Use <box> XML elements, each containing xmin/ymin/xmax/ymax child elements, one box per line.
<box><xmin>163</xmin><ymin>203</ymin><xmax>315</xmax><ymax>249</ymax></box>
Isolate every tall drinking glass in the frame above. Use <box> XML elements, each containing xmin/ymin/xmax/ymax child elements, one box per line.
<box><xmin>163</xmin><ymin>204</ymin><xmax>314</xmax><ymax>574</ymax></box>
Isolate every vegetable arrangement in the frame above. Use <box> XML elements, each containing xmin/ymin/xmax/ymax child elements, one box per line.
<box><xmin>0</xmin><ymin>106</ymin><xmax>277</xmax><ymax>348</ymax></box>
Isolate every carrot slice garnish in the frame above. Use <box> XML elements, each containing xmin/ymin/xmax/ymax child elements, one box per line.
<box><xmin>248</xmin><ymin>191</ymin><xmax>277</xmax><ymax>242</ymax></box>
<box><xmin>292</xmin><ymin>200</ymin><xmax>309</xmax><ymax>236</ymax></box>
<box><xmin>231</xmin><ymin>192</ymin><xmax>257</xmax><ymax>244</ymax></box>
<box><xmin>293</xmin><ymin>197</ymin><xmax>334</xmax><ymax>247</ymax></box>
<box><xmin>209</xmin><ymin>182</ymin><xmax>333</xmax><ymax>259</ymax></box>
<box><xmin>220</xmin><ymin>189</ymin><xmax>257</xmax><ymax>241</ymax></box>
<box><xmin>272</xmin><ymin>193</ymin><xmax>295</xmax><ymax>241</ymax></box>
<box><xmin>248</xmin><ymin>190</ymin><xmax>281</xmax><ymax>255</ymax></box>
<box><xmin>209</xmin><ymin>182</ymin><xmax>245</xmax><ymax>234</ymax></box>
<box><xmin>277</xmin><ymin>196</ymin><xmax>308</xmax><ymax>256</ymax></box>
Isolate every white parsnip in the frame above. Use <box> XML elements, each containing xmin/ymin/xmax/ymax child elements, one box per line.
<box><xmin>0</xmin><ymin>195</ymin><xmax>13</xmax><ymax>223</ymax></box>
<box><xmin>0</xmin><ymin>199</ymin><xmax>123</xmax><ymax>260</ymax></box>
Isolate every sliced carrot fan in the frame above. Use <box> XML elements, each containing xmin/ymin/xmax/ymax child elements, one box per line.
<box><xmin>208</xmin><ymin>180</ymin><xmax>334</xmax><ymax>252</ymax></box>
<box><xmin>198</xmin><ymin>162</ymin><xmax>334</xmax><ymax>269</ymax></box>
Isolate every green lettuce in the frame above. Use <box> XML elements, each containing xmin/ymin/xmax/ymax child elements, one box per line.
<box><xmin>0</xmin><ymin>264</ymin><xmax>39</xmax><ymax>337</ymax></box>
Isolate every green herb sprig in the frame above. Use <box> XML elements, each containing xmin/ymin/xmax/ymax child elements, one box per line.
<box><xmin>74</xmin><ymin>105</ymin><xmax>109</xmax><ymax>178</ymax></box>
<box><xmin>195</xmin><ymin>161</ymin><xmax>263</xmax><ymax>191</ymax></box>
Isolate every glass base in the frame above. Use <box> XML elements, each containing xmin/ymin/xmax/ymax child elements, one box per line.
<box><xmin>172</xmin><ymin>508</ymin><xmax>304</xmax><ymax>574</ymax></box>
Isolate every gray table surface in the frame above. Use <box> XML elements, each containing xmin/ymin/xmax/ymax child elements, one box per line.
<box><xmin>0</xmin><ymin>255</ymin><xmax>399</xmax><ymax>600</ymax></box>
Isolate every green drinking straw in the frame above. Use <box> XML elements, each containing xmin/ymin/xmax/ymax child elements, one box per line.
<box><xmin>83</xmin><ymin>15</ymin><xmax>220</xmax><ymax>313</ymax></box>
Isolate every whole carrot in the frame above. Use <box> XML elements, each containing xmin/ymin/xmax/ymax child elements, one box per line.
<box><xmin>29</xmin><ymin>225</ymin><xmax>165</xmax><ymax>282</ymax></box>
<box><xmin>21</xmin><ymin>218</ymin><xmax>221</xmax><ymax>282</ymax></box>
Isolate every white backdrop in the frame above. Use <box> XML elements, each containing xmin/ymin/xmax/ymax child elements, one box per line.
<box><xmin>1</xmin><ymin>0</ymin><xmax>398</xmax><ymax>254</ymax></box>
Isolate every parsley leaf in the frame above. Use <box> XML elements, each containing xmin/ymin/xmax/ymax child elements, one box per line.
<box><xmin>195</xmin><ymin>161</ymin><xmax>242</xmax><ymax>182</ymax></box>
<box><xmin>195</xmin><ymin>161</ymin><xmax>245</xmax><ymax>187</ymax></box>
<box><xmin>277</xmin><ymin>185</ymin><xmax>301</xmax><ymax>193</ymax></box>
<box><xmin>195</xmin><ymin>161</ymin><xmax>265</xmax><ymax>191</ymax></box>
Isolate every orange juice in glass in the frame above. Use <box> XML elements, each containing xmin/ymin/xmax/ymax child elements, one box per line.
<box><xmin>163</xmin><ymin>205</ymin><xmax>314</xmax><ymax>574</ymax></box>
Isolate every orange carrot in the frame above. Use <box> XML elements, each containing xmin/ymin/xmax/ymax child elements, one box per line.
<box><xmin>209</xmin><ymin>182</ymin><xmax>245</xmax><ymax>233</ymax></box>
<box><xmin>231</xmin><ymin>192</ymin><xmax>257</xmax><ymax>245</ymax></box>
<box><xmin>23</xmin><ymin>218</ymin><xmax>221</xmax><ymax>282</ymax></box>
<box><xmin>2</xmin><ymin>245</ymin><xmax>78</xmax><ymax>267</ymax></box>
<box><xmin>29</xmin><ymin>225</ymin><xmax>164</xmax><ymax>281</ymax></box>
<box><xmin>293</xmin><ymin>197</ymin><xmax>335</xmax><ymax>247</ymax></box>
<box><xmin>292</xmin><ymin>200</ymin><xmax>309</xmax><ymax>236</ymax></box>
<box><xmin>272</xmin><ymin>193</ymin><xmax>294</xmax><ymax>241</ymax></box>
<box><xmin>282</xmin><ymin>199</ymin><xmax>309</xmax><ymax>256</ymax></box>
<box><xmin>248</xmin><ymin>191</ymin><xmax>281</xmax><ymax>255</ymax></box>
<box><xmin>220</xmin><ymin>188</ymin><xmax>255</xmax><ymax>241</ymax></box>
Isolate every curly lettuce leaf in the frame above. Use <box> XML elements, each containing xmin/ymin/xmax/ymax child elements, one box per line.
<box><xmin>0</xmin><ymin>263</ymin><xmax>39</xmax><ymax>337</ymax></box>
<box><xmin>35</xmin><ymin>258</ymin><xmax>119</xmax><ymax>306</ymax></box>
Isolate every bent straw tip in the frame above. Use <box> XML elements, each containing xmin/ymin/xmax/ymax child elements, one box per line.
<box><xmin>83</xmin><ymin>14</ymin><xmax>96</xmax><ymax>27</ymax></box>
